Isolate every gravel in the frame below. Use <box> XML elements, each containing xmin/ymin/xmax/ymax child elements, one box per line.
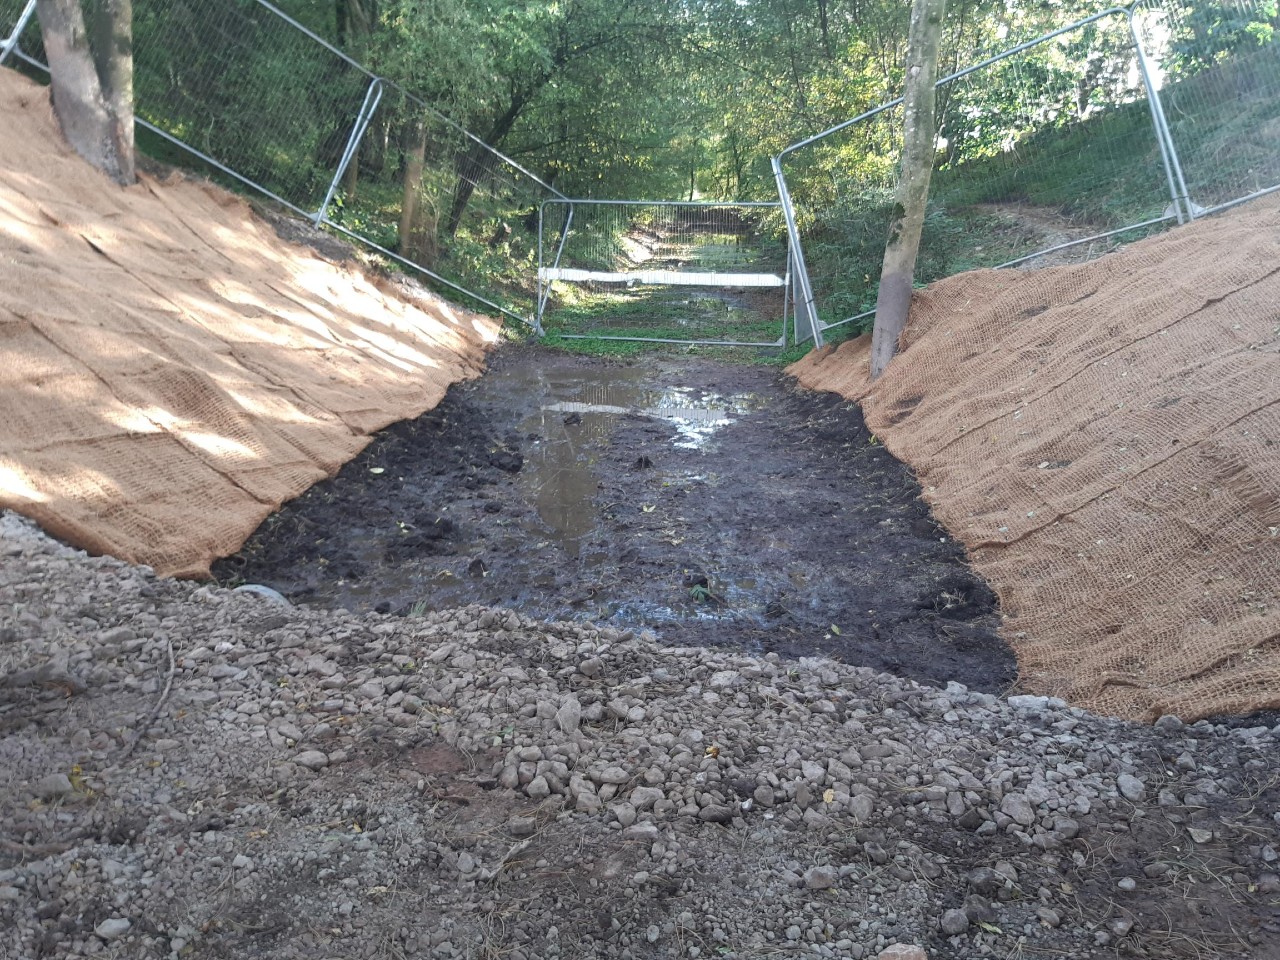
<box><xmin>2</xmin><ymin>511</ymin><xmax>1279</xmax><ymax>959</ymax></box>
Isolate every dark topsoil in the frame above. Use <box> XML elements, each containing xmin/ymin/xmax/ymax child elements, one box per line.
<box><xmin>215</xmin><ymin>346</ymin><xmax>1017</xmax><ymax>694</ymax></box>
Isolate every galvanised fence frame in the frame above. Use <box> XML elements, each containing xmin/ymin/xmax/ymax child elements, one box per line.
<box><xmin>775</xmin><ymin>0</ymin><xmax>1278</xmax><ymax>348</ymax></box>
<box><xmin>0</xmin><ymin>0</ymin><xmax>567</xmax><ymax>327</ymax></box>
<box><xmin>3</xmin><ymin>1</ymin><xmax>1274</xmax><ymax>345</ymax></box>
<box><xmin>536</xmin><ymin>199</ymin><xmax>792</xmax><ymax>347</ymax></box>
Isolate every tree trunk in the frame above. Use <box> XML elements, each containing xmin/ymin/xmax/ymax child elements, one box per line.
<box><xmin>37</xmin><ymin>0</ymin><xmax>134</xmax><ymax>184</ymax></box>
<box><xmin>342</xmin><ymin>153</ymin><xmax>359</xmax><ymax>201</ymax></box>
<box><xmin>398</xmin><ymin>119</ymin><xmax>437</xmax><ymax>265</ymax></box>
<box><xmin>445</xmin><ymin>94</ymin><xmax>526</xmax><ymax>237</ymax></box>
<box><xmin>817</xmin><ymin>0</ymin><xmax>833</xmax><ymax>59</ymax></box>
<box><xmin>869</xmin><ymin>0</ymin><xmax>947</xmax><ymax>380</ymax></box>
<box><xmin>90</xmin><ymin>0</ymin><xmax>133</xmax><ymax>182</ymax></box>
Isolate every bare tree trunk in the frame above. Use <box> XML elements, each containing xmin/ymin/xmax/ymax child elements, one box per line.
<box><xmin>90</xmin><ymin>0</ymin><xmax>134</xmax><ymax>183</ymax></box>
<box><xmin>817</xmin><ymin>0</ymin><xmax>833</xmax><ymax>59</ymax></box>
<box><xmin>398</xmin><ymin>119</ymin><xmax>437</xmax><ymax>265</ymax></box>
<box><xmin>446</xmin><ymin>93</ymin><xmax>525</xmax><ymax>237</ymax></box>
<box><xmin>869</xmin><ymin>0</ymin><xmax>946</xmax><ymax>380</ymax></box>
<box><xmin>399</xmin><ymin>120</ymin><xmax>425</xmax><ymax>252</ymax></box>
<box><xmin>37</xmin><ymin>0</ymin><xmax>135</xmax><ymax>184</ymax></box>
<box><xmin>342</xmin><ymin>153</ymin><xmax>360</xmax><ymax>201</ymax></box>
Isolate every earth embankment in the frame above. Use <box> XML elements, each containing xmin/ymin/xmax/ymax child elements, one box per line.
<box><xmin>789</xmin><ymin>196</ymin><xmax>1280</xmax><ymax>722</ymax></box>
<box><xmin>0</xmin><ymin>70</ymin><xmax>498</xmax><ymax>579</ymax></box>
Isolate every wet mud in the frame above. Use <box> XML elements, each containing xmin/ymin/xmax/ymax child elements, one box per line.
<box><xmin>215</xmin><ymin>347</ymin><xmax>1016</xmax><ymax>693</ymax></box>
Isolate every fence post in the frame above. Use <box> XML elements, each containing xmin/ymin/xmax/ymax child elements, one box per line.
<box><xmin>771</xmin><ymin>155</ymin><xmax>822</xmax><ymax>348</ymax></box>
<box><xmin>782</xmin><ymin>245</ymin><xmax>793</xmax><ymax>346</ymax></box>
<box><xmin>0</xmin><ymin>0</ymin><xmax>37</xmax><ymax>67</ymax></box>
<box><xmin>536</xmin><ymin>202</ymin><xmax>544</xmax><ymax>333</ymax></box>
<box><xmin>536</xmin><ymin>201</ymin><xmax>574</xmax><ymax>335</ymax></box>
<box><xmin>313</xmin><ymin>78</ymin><xmax>383</xmax><ymax>226</ymax></box>
<box><xmin>1128</xmin><ymin>6</ymin><xmax>1194</xmax><ymax>222</ymax></box>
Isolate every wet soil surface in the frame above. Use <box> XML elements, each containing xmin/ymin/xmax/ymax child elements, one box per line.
<box><xmin>215</xmin><ymin>346</ymin><xmax>1016</xmax><ymax>693</ymax></box>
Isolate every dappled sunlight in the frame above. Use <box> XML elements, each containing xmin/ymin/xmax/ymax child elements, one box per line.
<box><xmin>0</xmin><ymin>465</ymin><xmax>50</xmax><ymax>504</ymax></box>
<box><xmin>221</xmin><ymin>386</ymin><xmax>337</xmax><ymax>425</ymax></box>
<box><xmin>97</xmin><ymin>405</ymin><xmax>163</xmax><ymax>435</ymax></box>
<box><xmin>178</xmin><ymin>430</ymin><xmax>259</xmax><ymax>460</ymax></box>
<box><xmin>0</xmin><ymin>200</ymin><xmax>47</xmax><ymax>235</ymax></box>
<box><xmin>0</xmin><ymin>68</ymin><xmax>497</xmax><ymax>578</ymax></box>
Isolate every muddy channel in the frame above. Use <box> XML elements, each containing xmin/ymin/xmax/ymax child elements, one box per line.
<box><xmin>215</xmin><ymin>347</ymin><xmax>1016</xmax><ymax>693</ymax></box>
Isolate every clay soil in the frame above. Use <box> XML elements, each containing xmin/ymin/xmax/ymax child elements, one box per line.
<box><xmin>215</xmin><ymin>346</ymin><xmax>1015</xmax><ymax>694</ymax></box>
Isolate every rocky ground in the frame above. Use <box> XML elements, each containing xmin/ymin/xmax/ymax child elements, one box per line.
<box><xmin>2</xmin><ymin>510</ymin><xmax>1280</xmax><ymax>960</ymax></box>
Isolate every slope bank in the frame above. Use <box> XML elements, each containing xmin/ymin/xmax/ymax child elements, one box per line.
<box><xmin>789</xmin><ymin>196</ymin><xmax>1280</xmax><ymax>722</ymax></box>
<box><xmin>0</xmin><ymin>70</ymin><xmax>499</xmax><ymax>578</ymax></box>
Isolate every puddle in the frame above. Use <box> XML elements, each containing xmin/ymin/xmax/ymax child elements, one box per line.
<box><xmin>492</xmin><ymin>363</ymin><xmax>762</xmax><ymax>557</ymax></box>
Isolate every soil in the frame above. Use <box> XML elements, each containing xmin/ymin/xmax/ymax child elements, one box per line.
<box><xmin>214</xmin><ymin>346</ymin><xmax>1015</xmax><ymax>695</ymax></box>
<box><xmin>971</xmin><ymin>203</ymin><xmax>1127</xmax><ymax>268</ymax></box>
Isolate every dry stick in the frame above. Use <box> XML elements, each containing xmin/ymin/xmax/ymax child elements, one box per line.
<box><xmin>0</xmin><ymin>836</ymin><xmax>80</xmax><ymax>858</ymax></box>
<box><xmin>118</xmin><ymin>639</ymin><xmax>176</xmax><ymax>762</ymax></box>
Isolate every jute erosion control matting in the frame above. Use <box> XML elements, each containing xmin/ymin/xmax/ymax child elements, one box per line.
<box><xmin>789</xmin><ymin>196</ymin><xmax>1280</xmax><ymax>722</ymax></box>
<box><xmin>0</xmin><ymin>70</ymin><xmax>499</xmax><ymax>578</ymax></box>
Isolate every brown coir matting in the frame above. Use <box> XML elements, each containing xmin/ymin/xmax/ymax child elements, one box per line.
<box><xmin>0</xmin><ymin>70</ymin><xmax>499</xmax><ymax>578</ymax></box>
<box><xmin>789</xmin><ymin>195</ymin><xmax>1280</xmax><ymax>722</ymax></box>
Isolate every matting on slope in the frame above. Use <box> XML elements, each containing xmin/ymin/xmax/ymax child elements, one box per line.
<box><xmin>789</xmin><ymin>195</ymin><xmax>1280</xmax><ymax>722</ymax></box>
<box><xmin>0</xmin><ymin>70</ymin><xmax>499</xmax><ymax>578</ymax></box>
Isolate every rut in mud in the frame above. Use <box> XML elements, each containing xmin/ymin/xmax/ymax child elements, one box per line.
<box><xmin>215</xmin><ymin>347</ymin><xmax>1015</xmax><ymax>693</ymax></box>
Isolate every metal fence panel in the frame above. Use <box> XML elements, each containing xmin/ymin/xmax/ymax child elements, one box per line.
<box><xmin>8</xmin><ymin>1</ymin><xmax>1274</xmax><ymax>339</ymax></box>
<box><xmin>1132</xmin><ymin>0</ymin><xmax>1280</xmax><ymax>215</ymax></box>
<box><xmin>0</xmin><ymin>0</ymin><xmax>561</xmax><ymax>326</ymax></box>
<box><xmin>321</xmin><ymin>84</ymin><xmax>561</xmax><ymax>323</ymax></box>
<box><xmin>537</xmin><ymin>200</ymin><xmax>789</xmax><ymax>347</ymax></box>
<box><xmin>0</xmin><ymin>1</ymin><xmax>34</xmax><ymax>66</ymax></box>
<box><xmin>777</xmin><ymin>7</ymin><xmax>1183</xmax><ymax>347</ymax></box>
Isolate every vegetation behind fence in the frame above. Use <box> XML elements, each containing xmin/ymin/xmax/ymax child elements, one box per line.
<box><xmin>2</xmin><ymin>0</ymin><xmax>1275</xmax><ymax>339</ymax></box>
<box><xmin>0</xmin><ymin>0</ymin><xmax>562</xmax><ymax>322</ymax></box>
<box><xmin>778</xmin><ymin>0</ymin><xmax>1280</xmax><ymax>343</ymax></box>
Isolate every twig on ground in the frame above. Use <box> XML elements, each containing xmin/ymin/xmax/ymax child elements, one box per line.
<box><xmin>118</xmin><ymin>639</ymin><xmax>176</xmax><ymax>762</ymax></box>
<box><xmin>0</xmin><ymin>830</ymin><xmax>89</xmax><ymax>859</ymax></box>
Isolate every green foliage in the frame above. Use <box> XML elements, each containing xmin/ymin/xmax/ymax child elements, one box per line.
<box><xmin>14</xmin><ymin>0</ymin><xmax>1273</xmax><ymax>345</ymax></box>
<box><xmin>1167</xmin><ymin>0</ymin><xmax>1279</xmax><ymax>72</ymax></box>
<box><xmin>802</xmin><ymin>93</ymin><xmax>1173</xmax><ymax>331</ymax></box>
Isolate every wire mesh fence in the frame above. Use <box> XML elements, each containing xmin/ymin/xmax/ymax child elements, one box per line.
<box><xmin>777</xmin><ymin>7</ymin><xmax>1181</xmax><ymax>344</ymax></box>
<box><xmin>4</xmin><ymin>0</ymin><xmax>1274</xmax><ymax>339</ymax></box>
<box><xmin>0</xmin><ymin>0</ymin><xmax>561</xmax><ymax>324</ymax></box>
<box><xmin>536</xmin><ymin>201</ymin><xmax>790</xmax><ymax>346</ymax></box>
<box><xmin>321</xmin><ymin>85</ymin><xmax>557</xmax><ymax>322</ymax></box>
<box><xmin>1132</xmin><ymin>0</ymin><xmax>1280</xmax><ymax>214</ymax></box>
<box><xmin>775</xmin><ymin>0</ymin><xmax>1279</xmax><ymax>348</ymax></box>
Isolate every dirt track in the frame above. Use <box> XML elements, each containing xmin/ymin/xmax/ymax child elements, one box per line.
<box><xmin>215</xmin><ymin>347</ymin><xmax>1014</xmax><ymax>694</ymax></box>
